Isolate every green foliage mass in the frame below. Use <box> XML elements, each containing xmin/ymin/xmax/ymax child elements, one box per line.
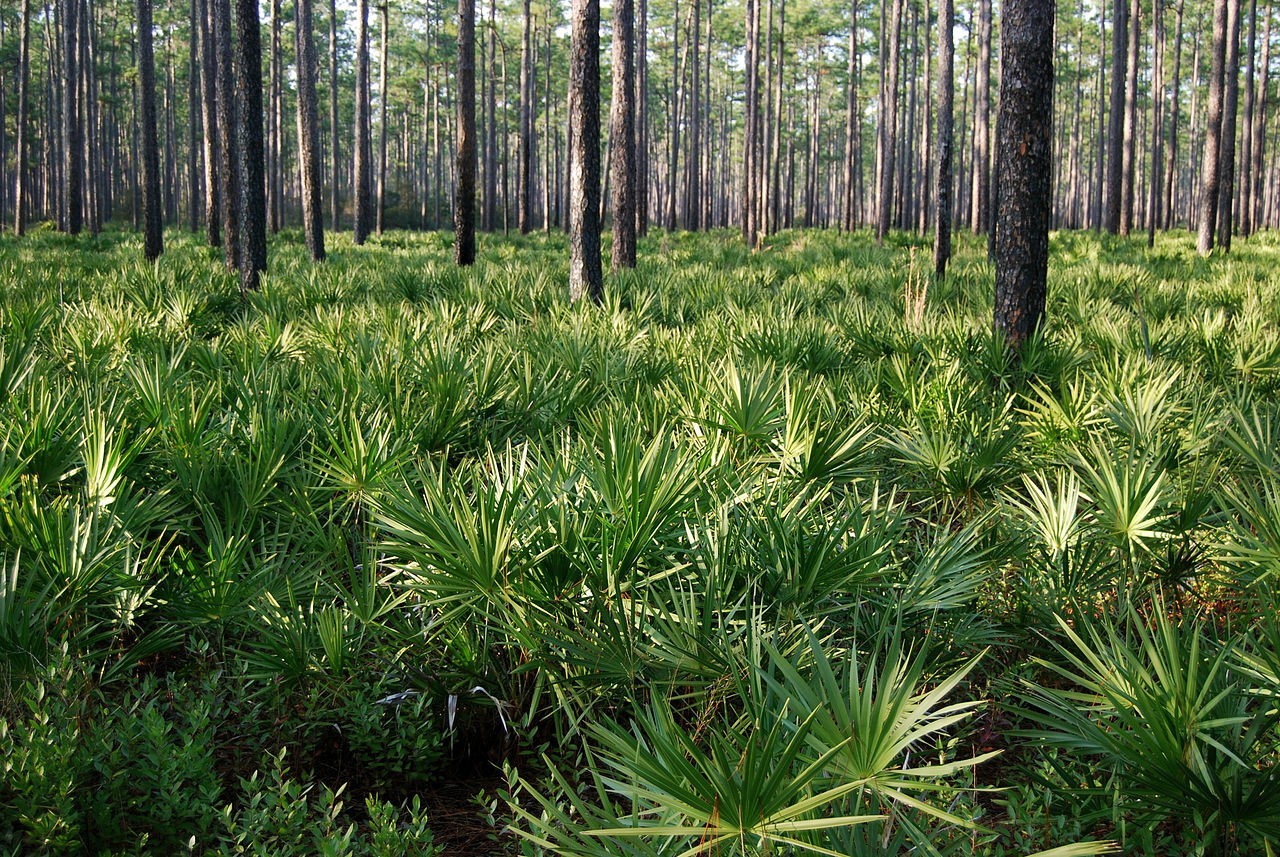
<box><xmin>1</xmin><ymin>225</ymin><xmax>1279</xmax><ymax>855</ymax></box>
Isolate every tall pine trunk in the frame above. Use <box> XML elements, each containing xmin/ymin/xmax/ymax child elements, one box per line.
<box><xmin>1217</xmin><ymin>0</ymin><xmax>1241</xmax><ymax>249</ymax></box>
<box><xmin>1120</xmin><ymin>0</ymin><xmax>1138</xmax><ymax>234</ymax></box>
<box><xmin>14</xmin><ymin>0</ymin><xmax>30</xmax><ymax>235</ymax></box>
<box><xmin>296</xmin><ymin>0</ymin><xmax>326</xmax><ymax>259</ymax></box>
<box><xmin>934</xmin><ymin>0</ymin><xmax>954</xmax><ymax>278</ymax></box>
<box><xmin>329</xmin><ymin>0</ymin><xmax>339</xmax><ymax>228</ymax></box>
<box><xmin>138</xmin><ymin>0</ymin><xmax>162</xmax><ymax>259</ymax></box>
<box><xmin>377</xmin><ymin>1</ymin><xmax>388</xmax><ymax>234</ymax></box>
<box><xmin>877</xmin><ymin>0</ymin><xmax>903</xmax><ymax>243</ymax></box>
<box><xmin>455</xmin><ymin>0</ymin><xmax>477</xmax><ymax>264</ymax></box>
<box><xmin>1104</xmin><ymin>0</ymin><xmax>1127</xmax><ymax>233</ymax></box>
<box><xmin>198</xmin><ymin>0</ymin><xmax>221</xmax><ymax>246</ymax></box>
<box><xmin>610</xmin><ymin>0</ymin><xmax>636</xmax><ymax>268</ymax></box>
<box><xmin>1198</xmin><ymin>0</ymin><xmax>1228</xmax><ymax>255</ymax></box>
<box><xmin>235</xmin><ymin>0</ymin><xmax>267</xmax><ymax>291</ymax></box>
<box><xmin>63</xmin><ymin>0</ymin><xmax>83</xmax><ymax>233</ymax></box>
<box><xmin>568</xmin><ymin>0</ymin><xmax>601</xmax><ymax>300</ymax></box>
<box><xmin>214</xmin><ymin>0</ymin><xmax>240</xmax><ymax>266</ymax></box>
<box><xmin>353</xmin><ymin>0</ymin><xmax>372</xmax><ymax>244</ymax></box>
<box><xmin>994</xmin><ymin>0</ymin><xmax>1054</xmax><ymax>350</ymax></box>
<box><xmin>970</xmin><ymin>0</ymin><xmax>990</xmax><ymax>234</ymax></box>
<box><xmin>518</xmin><ymin>0</ymin><xmax>533</xmax><ymax>232</ymax></box>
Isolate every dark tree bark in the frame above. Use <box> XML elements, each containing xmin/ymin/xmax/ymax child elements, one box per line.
<box><xmin>353</xmin><ymin>0</ymin><xmax>372</xmax><ymax>244</ymax></box>
<box><xmin>994</xmin><ymin>0</ymin><xmax>1055</xmax><ymax>351</ymax></box>
<box><xmin>14</xmin><ymin>0</ymin><xmax>30</xmax><ymax>235</ymax></box>
<box><xmin>1217</xmin><ymin>0</ymin><xmax>1241</xmax><ymax>250</ymax></box>
<box><xmin>518</xmin><ymin>0</ymin><xmax>534</xmax><ymax>232</ymax></box>
<box><xmin>455</xmin><ymin>0</ymin><xmax>477</xmax><ymax>265</ymax></box>
<box><xmin>138</xmin><ymin>0</ymin><xmax>162</xmax><ymax>258</ymax></box>
<box><xmin>235</xmin><ymin>0</ymin><xmax>267</xmax><ymax>291</ymax></box>
<box><xmin>610</xmin><ymin>0</ymin><xmax>636</xmax><ymax>269</ymax></box>
<box><xmin>934</xmin><ymin>0</ymin><xmax>955</xmax><ymax>278</ymax></box>
<box><xmin>188</xmin><ymin>0</ymin><xmax>200</xmax><ymax>233</ymax></box>
<box><xmin>877</xmin><ymin>0</ymin><xmax>903</xmax><ymax>243</ymax></box>
<box><xmin>568</xmin><ymin>0</ymin><xmax>602</xmax><ymax>300</ymax></box>
<box><xmin>1120</xmin><ymin>0</ymin><xmax>1139</xmax><ymax>234</ymax></box>
<box><xmin>636</xmin><ymin>0</ymin><xmax>649</xmax><ymax>236</ymax></box>
<box><xmin>296</xmin><ymin>0</ymin><xmax>326</xmax><ymax>259</ymax></box>
<box><xmin>1198</xmin><ymin>0</ymin><xmax>1228</xmax><ymax>254</ymax></box>
<box><xmin>377</xmin><ymin>1</ymin><xmax>388</xmax><ymax>235</ymax></box>
<box><xmin>1104</xmin><ymin>0</ymin><xmax>1127</xmax><ymax>233</ymax></box>
<box><xmin>62</xmin><ymin>0</ymin><xmax>83</xmax><ymax>233</ymax></box>
<box><xmin>214</xmin><ymin>0</ymin><xmax>240</xmax><ymax>266</ymax></box>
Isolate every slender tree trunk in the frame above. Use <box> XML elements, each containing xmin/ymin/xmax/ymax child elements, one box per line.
<box><xmin>610</xmin><ymin>0</ymin><xmax>636</xmax><ymax>268</ymax></box>
<box><xmin>877</xmin><ymin>0</ymin><xmax>903</xmax><ymax>242</ymax></box>
<box><xmin>843</xmin><ymin>1</ymin><xmax>859</xmax><ymax>231</ymax></box>
<box><xmin>1250</xmin><ymin>1</ymin><xmax>1270</xmax><ymax>230</ymax></box>
<box><xmin>296</xmin><ymin>0</ymin><xmax>326</xmax><ymax>259</ymax></box>
<box><xmin>235</xmin><ymin>0</ymin><xmax>267</xmax><ymax>291</ymax></box>
<box><xmin>214</xmin><ymin>0</ymin><xmax>240</xmax><ymax>266</ymax></box>
<box><xmin>768</xmin><ymin>0</ymin><xmax>784</xmax><ymax>232</ymax></box>
<box><xmin>268</xmin><ymin>0</ymin><xmax>280</xmax><ymax>232</ymax></box>
<box><xmin>353</xmin><ymin>0</ymin><xmax>372</xmax><ymax>243</ymax></box>
<box><xmin>14</xmin><ymin>0</ymin><xmax>31</xmax><ymax>235</ymax></box>
<box><xmin>1217</xmin><ymin>0</ymin><xmax>1241</xmax><ymax>249</ymax></box>
<box><xmin>377</xmin><ymin>1</ymin><xmax>388</xmax><ymax>234</ymax></box>
<box><xmin>1105</xmin><ymin>0</ymin><xmax>1127</xmax><ymax>233</ymax></box>
<box><xmin>455</xmin><ymin>0</ymin><xmax>477</xmax><ymax>264</ymax></box>
<box><xmin>518</xmin><ymin>0</ymin><xmax>533</xmax><ymax>232</ymax></box>
<box><xmin>636</xmin><ymin>0</ymin><xmax>649</xmax><ymax>235</ymax></box>
<box><xmin>1241</xmin><ymin>0</ymin><xmax>1257</xmax><ymax>236</ymax></box>
<box><xmin>1147</xmin><ymin>0</ymin><xmax>1164</xmax><ymax>246</ymax></box>
<box><xmin>138</xmin><ymin>0</ymin><xmax>162</xmax><ymax>258</ymax></box>
<box><xmin>1119</xmin><ymin>0</ymin><xmax>1139</xmax><ymax>234</ymax></box>
<box><xmin>187</xmin><ymin>0</ymin><xmax>200</xmax><ymax>233</ymax></box>
<box><xmin>329</xmin><ymin>0</ymin><xmax>339</xmax><ymax>228</ymax></box>
<box><xmin>1163</xmin><ymin>0</ymin><xmax>1184</xmax><ymax>228</ymax></box>
<box><xmin>484</xmin><ymin>0</ymin><xmax>497</xmax><ymax>230</ymax></box>
<box><xmin>934</xmin><ymin>0</ymin><xmax>954</xmax><ymax>278</ymax></box>
<box><xmin>994</xmin><ymin>0</ymin><xmax>1054</xmax><ymax>351</ymax></box>
<box><xmin>1198</xmin><ymin>0</ymin><xmax>1228</xmax><ymax>254</ymax></box>
<box><xmin>685</xmin><ymin>0</ymin><xmax>700</xmax><ymax>229</ymax></box>
<box><xmin>970</xmin><ymin>0</ymin><xmax>990</xmax><ymax>234</ymax></box>
<box><xmin>62</xmin><ymin>0</ymin><xmax>82</xmax><ymax>233</ymax></box>
<box><xmin>568</xmin><ymin>0</ymin><xmax>602</xmax><ymax>299</ymax></box>
<box><xmin>742</xmin><ymin>0</ymin><xmax>757</xmax><ymax>243</ymax></box>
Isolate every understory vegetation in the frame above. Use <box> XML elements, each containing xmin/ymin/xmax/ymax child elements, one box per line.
<box><xmin>2</xmin><ymin>226</ymin><xmax>1279</xmax><ymax>855</ymax></box>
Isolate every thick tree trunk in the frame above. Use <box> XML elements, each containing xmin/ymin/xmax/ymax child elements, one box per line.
<box><xmin>296</xmin><ymin>0</ymin><xmax>326</xmax><ymax>259</ymax></box>
<box><xmin>568</xmin><ymin>0</ymin><xmax>602</xmax><ymax>300</ymax></box>
<box><xmin>353</xmin><ymin>0</ymin><xmax>372</xmax><ymax>244</ymax></box>
<box><xmin>994</xmin><ymin>0</ymin><xmax>1054</xmax><ymax>351</ymax></box>
<box><xmin>610</xmin><ymin>0</ymin><xmax>636</xmax><ymax>268</ymax></box>
<box><xmin>1104</xmin><ymin>0</ymin><xmax>1127</xmax><ymax>233</ymax></box>
<box><xmin>934</xmin><ymin>0</ymin><xmax>954</xmax><ymax>278</ymax></box>
<box><xmin>1197</xmin><ymin>0</ymin><xmax>1228</xmax><ymax>255</ymax></box>
<box><xmin>455</xmin><ymin>0</ymin><xmax>477</xmax><ymax>264</ymax></box>
<box><xmin>518</xmin><ymin>0</ymin><xmax>533</xmax><ymax>232</ymax></box>
<box><xmin>1217</xmin><ymin>0</ymin><xmax>1241</xmax><ymax>250</ymax></box>
<box><xmin>235</xmin><ymin>0</ymin><xmax>267</xmax><ymax>291</ymax></box>
<box><xmin>14</xmin><ymin>0</ymin><xmax>30</xmax><ymax>236</ymax></box>
<box><xmin>138</xmin><ymin>0</ymin><xmax>162</xmax><ymax>259</ymax></box>
<box><xmin>214</xmin><ymin>0</ymin><xmax>240</xmax><ymax>266</ymax></box>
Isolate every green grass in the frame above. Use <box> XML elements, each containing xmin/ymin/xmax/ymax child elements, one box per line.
<box><xmin>1</xmin><ymin>224</ymin><xmax>1279</xmax><ymax>855</ymax></box>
